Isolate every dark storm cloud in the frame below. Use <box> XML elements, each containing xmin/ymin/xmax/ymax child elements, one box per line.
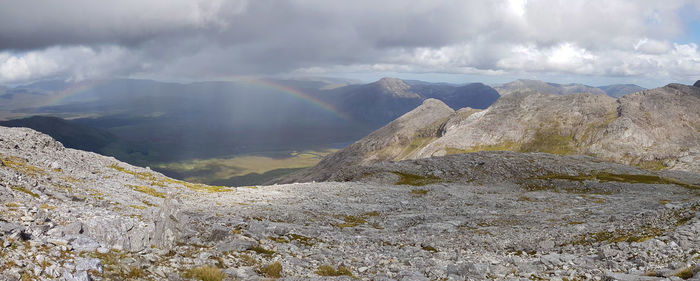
<box><xmin>0</xmin><ymin>0</ymin><xmax>698</xmax><ymax>84</ymax></box>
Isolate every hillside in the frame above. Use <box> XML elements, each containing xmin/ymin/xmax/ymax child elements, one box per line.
<box><xmin>0</xmin><ymin>116</ymin><xmax>117</xmax><ymax>153</ymax></box>
<box><xmin>1</xmin><ymin>126</ymin><xmax>698</xmax><ymax>280</ymax></box>
<box><xmin>280</xmin><ymin>82</ymin><xmax>700</xmax><ymax>184</ymax></box>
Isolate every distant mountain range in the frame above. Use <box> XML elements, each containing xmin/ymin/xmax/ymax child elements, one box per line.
<box><xmin>279</xmin><ymin>81</ymin><xmax>699</xmax><ymax>183</ymax></box>
<box><xmin>494</xmin><ymin>79</ymin><xmax>645</xmax><ymax>97</ymax></box>
<box><xmin>0</xmin><ymin>77</ymin><xmax>651</xmax><ymax>183</ymax></box>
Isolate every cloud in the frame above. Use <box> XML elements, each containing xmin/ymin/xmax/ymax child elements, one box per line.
<box><xmin>0</xmin><ymin>0</ymin><xmax>698</xmax><ymax>85</ymax></box>
<box><xmin>0</xmin><ymin>46</ymin><xmax>140</xmax><ymax>83</ymax></box>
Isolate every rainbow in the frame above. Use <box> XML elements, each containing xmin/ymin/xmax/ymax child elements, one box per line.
<box><xmin>229</xmin><ymin>76</ymin><xmax>351</xmax><ymax>121</ymax></box>
<box><xmin>36</xmin><ymin>77</ymin><xmax>351</xmax><ymax>121</ymax></box>
<box><xmin>40</xmin><ymin>80</ymin><xmax>99</xmax><ymax>108</ymax></box>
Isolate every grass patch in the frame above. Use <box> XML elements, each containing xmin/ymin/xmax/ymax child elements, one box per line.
<box><xmin>160</xmin><ymin>178</ymin><xmax>232</xmax><ymax>193</ymax></box>
<box><xmin>315</xmin><ymin>265</ymin><xmax>354</xmax><ymax>277</ymax></box>
<box><xmin>410</xmin><ymin>189</ymin><xmax>429</xmax><ymax>195</ymax></box>
<box><xmin>422</xmin><ymin>245</ymin><xmax>438</xmax><ymax>253</ymax></box>
<box><xmin>445</xmin><ymin>140</ymin><xmax>520</xmax><ymax>155</ymax></box>
<box><xmin>257</xmin><ymin>261</ymin><xmax>282</xmax><ymax>278</ymax></box>
<box><xmin>127</xmin><ymin>184</ymin><xmax>166</xmax><ymax>198</ymax></box>
<box><xmin>1</xmin><ymin>155</ymin><xmax>45</xmax><ymax>177</ymax></box>
<box><xmin>363</xmin><ymin>211</ymin><xmax>380</xmax><ymax>217</ymax></box>
<box><xmin>250</xmin><ymin>246</ymin><xmax>275</xmax><ymax>256</ymax></box>
<box><xmin>636</xmin><ymin>160</ymin><xmax>667</xmax><ymax>171</ymax></box>
<box><xmin>335</xmin><ymin>215</ymin><xmax>367</xmax><ymax>229</ymax></box>
<box><xmin>674</xmin><ymin>265</ymin><xmax>695</xmax><ymax>279</ymax></box>
<box><xmin>183</xmin><ymin>265</ymin><xmax>224</xmax><ymax>281</ymax></box>
<box><xmin>287</xmin><ymin>234</ymin><xmax>316</xmax><ymax>246</ymax></box>
<box><xmin>520</xmin><ymin>127</ymin><xmax>577</xmax><ymax>155</ymax></box>
<box><xmin>531</xmin><ymin>172</ymin><xmax>699</xmax><ymax>191</ymax></box>
<box><xmin>126</xmin><ymin>267</ymin><xmax>144</xmax><ymax>278</ymax></box>
<box><xmin>393</xmin><ymin>172</ymin><xmax>442</xmax><ymax>186</ymax></box>
<box><xmin>11</xmin><ymin>185</ymin><xmax>39</xmax><ymax>198</ymax></box>
<box><xmin>566</xmin><ymin>225</ymin><xmax>664</xmax><ymax>246</ymax></box>
<box><xmin>109</xmin><ymin>164</ymin><xmax>156</xmax><ymax>181</ymax></box>
<box><xmin>154</xmin><ymin>149</ymin><xmax>336</xmax><ymax>185</ymax></box>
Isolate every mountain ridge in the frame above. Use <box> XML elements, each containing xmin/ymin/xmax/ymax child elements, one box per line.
<box><xmin>279</xmin><ymin>82</ymin><xmax>700</xmax><ymax>184</ymax></box>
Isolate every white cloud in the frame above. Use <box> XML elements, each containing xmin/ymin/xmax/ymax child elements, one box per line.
<box><xmin>0</xmin><ymin>0</ymin><xmax>698</xmax><ymax>86</ymax></box>
<box><xmin>0</xmin><ymin>46</ymin><xmax>139</xmax><ymax>84</ymax></box>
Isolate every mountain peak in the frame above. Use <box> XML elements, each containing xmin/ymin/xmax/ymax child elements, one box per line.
<box><xmin>694</xmin><ymin>80</ymin><xmax>700</xmax><ymax>87</ymax></box>
<box><xmin>372</xmin><ymin>77</ymin><xmax>420</xmax><ymax>98</ymax></box>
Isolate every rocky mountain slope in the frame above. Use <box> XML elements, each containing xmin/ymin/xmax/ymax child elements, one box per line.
<box><xmin>0</xmin><ymin>116</ymin><xmax>118</xmax><ymax>153</ymax></box>
<box><xmin>285</xmin><ymin>82</ymin><xmax>700</xmax><ymax>182</ymax></box>
<box><xmin>1</xmin><ymin>126</ymin><xmax>699</xmax><ymax>280</ymax></box>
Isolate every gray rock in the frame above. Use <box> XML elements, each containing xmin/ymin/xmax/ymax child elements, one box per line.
<box><xmin>0</xmin><ymin>221</ymin><xmax>21</xmax><ymax>234</ymax></box>
<box><xmin>694</xmin><ymin>80</ymin><xmax>700</xmax><ymax>88</ymax></box>
<box><xmin>74</xmin><ymin>257</ymin><xmax>102</xmax><ymax>273</ymax></box>
<box><xmin>538</xmin><ymin>239</ymin><xmax>555</xmax><ymax>251</ymax></box>
<box><xmin>207</xmin><ymin>226</ymin><xmax>230</xmax><ymax>242</ymax></box>
<box><xmin>69</xmin><ymin>235</ymin><xmax>100</xmax><ymax>252</ymax></box>
<box><xmin>150</xmin><ymin>196</ymin><xmax>181</xmax><ymax>250</ymax></box>
<box><xmin>215</xmin><ymin>238</ymin><xmax>257</xmax><ymax>253</ymax></box>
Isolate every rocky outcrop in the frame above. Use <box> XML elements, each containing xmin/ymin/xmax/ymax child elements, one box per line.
<box><xmin>694</xmin><ymin>80</ymin><xmax>700</xmax><ymax>87</ymax></box>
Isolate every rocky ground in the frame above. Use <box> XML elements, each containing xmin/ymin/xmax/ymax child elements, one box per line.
<box><xmin>1</xmin><ymin>126</ymin><xmax>699</xmax><ymax>280</ymax></box>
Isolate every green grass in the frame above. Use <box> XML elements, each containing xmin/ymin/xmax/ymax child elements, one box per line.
<box><xmin>673</xmin><ymin>265</ymin><xmax>695</xmax><ymax>279</ymax></box>
<box><xmin>410</xmin><ymin>189</ymin><xmax>429</xmax><ymax>195</ymax></box>
<box><xmin>422</xmin><ymin>245</ymin><xmax>438</xmax><ymax>252</ymax></box>
<box><xmin>250</xmin><ymin>246</ymin><xmax>275</xmax><ymax>256</ymax></box>
<box><xmin>636</xmin><ymin>160</ymin><xmax>667</xmax><ymax>171</ymax></box>
<box><xmin>127</xmin><ymin>184</ymin><xmax>166</xmax><ymax>198</ymax></box>
<box><xmin>315</xmin><ymin>265</ymin><xmax>354</xmax><ymax>277</ymax></box>
<box><xmin>287</xmin><ymin>234</ymin><xmax>316</xmax><ymax>246</ymax></box>
<box><xmin>257</xmin><ymin>261</ymin><xmax>282</xmax><ymax>278</ymax></box>
<box><xmin>153</xmin><ymin>149</ymin><xmax>336</xmax><ymax>185</ymax></box>
<box><xmin>445</xmin><ymin>140</ymin><xmax>520</xmax><ymax>155</ymax></box>
<box><xmin>519</xmin><ymin>127</ymin><xmax>577</xmax><ymax>155</ymax></box>
<box><xmin>335</xmin><ymin>215</ymin><xmax>367</xmax><ymax>229</ymax></box>
<box><xmin>393</xmin><ymin>172</ymin><xmax>442</xmax><ymax>186</ymax></box>
<box><xmin>182</xmin><ymin>266</ymin><xmax>224</xmax><ymax>281</ymax></box>
<box><xmin>1</xmin><ymin>155</ymin><xmax>46</xmax><ymax>177</ymax></box>
<box><xmin>10</xmin><ymin>185</ymin><xmax>39</xmax><ymax>198</ymax></box>
<box><xmin>531</xmin><ymin>172</ymin><xmax>699</xmax><ymax>191</ymax></box>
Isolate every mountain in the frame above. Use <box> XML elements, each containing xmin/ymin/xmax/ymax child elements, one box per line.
<box><xmin>323</xmin><ymin>77</ymin><xmax>499</xmax><ymax>127</ymax></box>
<box><xmin>282</xmin><ymin>82</ymin><xmax>700</xmax><ymax>183</ymax></box>
<box><xmin>279</xmin><ymin>99</ymin><xmax>454</xmax><ymax>183</ymax></box>
<box><xmin>597</xmin><ymin>84</ymin><xmax>646</xmax><ymax>98</ymax></box>
<box><xmin>324</xmin><ymin>78</ymin><xmax>424</xmax><ymax>126</ymax></box>
<box><xmin>2</xmin><ymin>126</ymin><xmax>699</xmax><ymax>280</ymax></box>
<box><xmin>495</xmin><ymin>79</ymin><xmax>606</xmax><ymax>96</ymax></box>
<box><xmin>412</xmin><ymin>82</ymin><xmax>500</xmax><ymax>110</ymax></box>
<box><xmin>0</xmin><ymin>116</ymin><xmax>117</xmax><ymax>153</ymax></box>
<box><xmin>494</xmin><ymin>79</ymin><xmax>646</xmax><ymax>98</ymax></box>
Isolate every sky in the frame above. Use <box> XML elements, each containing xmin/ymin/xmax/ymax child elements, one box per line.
<box><xmin>0</xmin><ymin>0</ymin><xmax>699</xmax><ymax>88</ymax></box>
